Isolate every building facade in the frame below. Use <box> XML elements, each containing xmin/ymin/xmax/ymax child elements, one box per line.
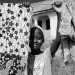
<box><xmin>31</xmin><ymin>0</ymin><xmax>58</xmax><ymax>41</ymax></box>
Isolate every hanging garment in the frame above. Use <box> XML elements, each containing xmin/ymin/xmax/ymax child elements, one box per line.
<box><xmin>58</xmin><ymin>3</ymin><xmax>75</xmax><ymax>41</ymax></box>
<box><xmin>0</xmin><ymin>3</ymin><xmax>32</xmax><ymax>75</ymax></box>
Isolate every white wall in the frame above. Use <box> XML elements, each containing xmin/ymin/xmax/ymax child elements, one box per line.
<box><xmin>48</xmin><ymin>12</ymin><xmax>57</xmax><ymax>40</ymax></box>
<box><xmin>32</xmin><ymin>11</ymin><xmax>57</xmax><ymax>40</ymax></box>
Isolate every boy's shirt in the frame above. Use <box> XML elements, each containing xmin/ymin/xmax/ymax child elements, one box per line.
<box><xmin>27</xmin><ymin>47</ymin><xmax>52</xmax><ymax>75</ymax></box>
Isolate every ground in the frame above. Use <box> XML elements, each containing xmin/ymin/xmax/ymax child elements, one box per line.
<box><xmin>52</xmin><ymin>54</ymin><xmax>75</xmax><ymax>75</ymax></box>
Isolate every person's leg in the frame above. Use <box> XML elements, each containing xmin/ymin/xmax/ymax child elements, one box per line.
<box><xmin>61</xmin><ymin>36</ymin><xmax>70</xmax><ymax>62</ymax></box>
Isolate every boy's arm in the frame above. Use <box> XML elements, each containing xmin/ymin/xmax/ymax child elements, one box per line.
<box><xmin>50</xmin><ymin>32</ymin><xmax>61</xmax><ymax>58</ymax></box>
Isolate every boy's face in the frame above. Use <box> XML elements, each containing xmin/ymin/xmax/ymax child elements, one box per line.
<box><xmin>30</xmin><ymin>28</ymin><xmax>44</xmax><ymax>51</ymax></box>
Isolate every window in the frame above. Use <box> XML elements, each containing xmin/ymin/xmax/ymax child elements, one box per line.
<box><xmin>46</xmin><ymin>20</ymin><xmax>50</xmax><ymax>30</ymax></box>
<box><xmin>38</xmin><ymin>20</ymin><xmax>42</xmax><ymax>27</ymax></box>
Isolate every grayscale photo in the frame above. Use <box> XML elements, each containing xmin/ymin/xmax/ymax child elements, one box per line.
<box><xmin>0</xmin><ymin>0</ymin><xmax>75</xmax><ymax>75</ymax></box>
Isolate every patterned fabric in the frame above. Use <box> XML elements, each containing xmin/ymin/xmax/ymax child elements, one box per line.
<box><xmin>58</xmin><ymin>3</ymin><xmax>72</xmax><ymax>36</ymax></box>
<box><xmin>58</xmin><ymin>3</ymin><xmax>75</xmax><ymax>41</ymax></box>
<box><xmin>0</xmin><ymin>3</ymin><xmax>32</xmax><ymax>75</ymax></box>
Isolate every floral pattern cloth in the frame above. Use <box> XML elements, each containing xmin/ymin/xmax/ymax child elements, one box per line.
<box><xmin>0</xmin><ymin>3</ymin><xmax>32</xmax><ymax>75</ymax></box>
